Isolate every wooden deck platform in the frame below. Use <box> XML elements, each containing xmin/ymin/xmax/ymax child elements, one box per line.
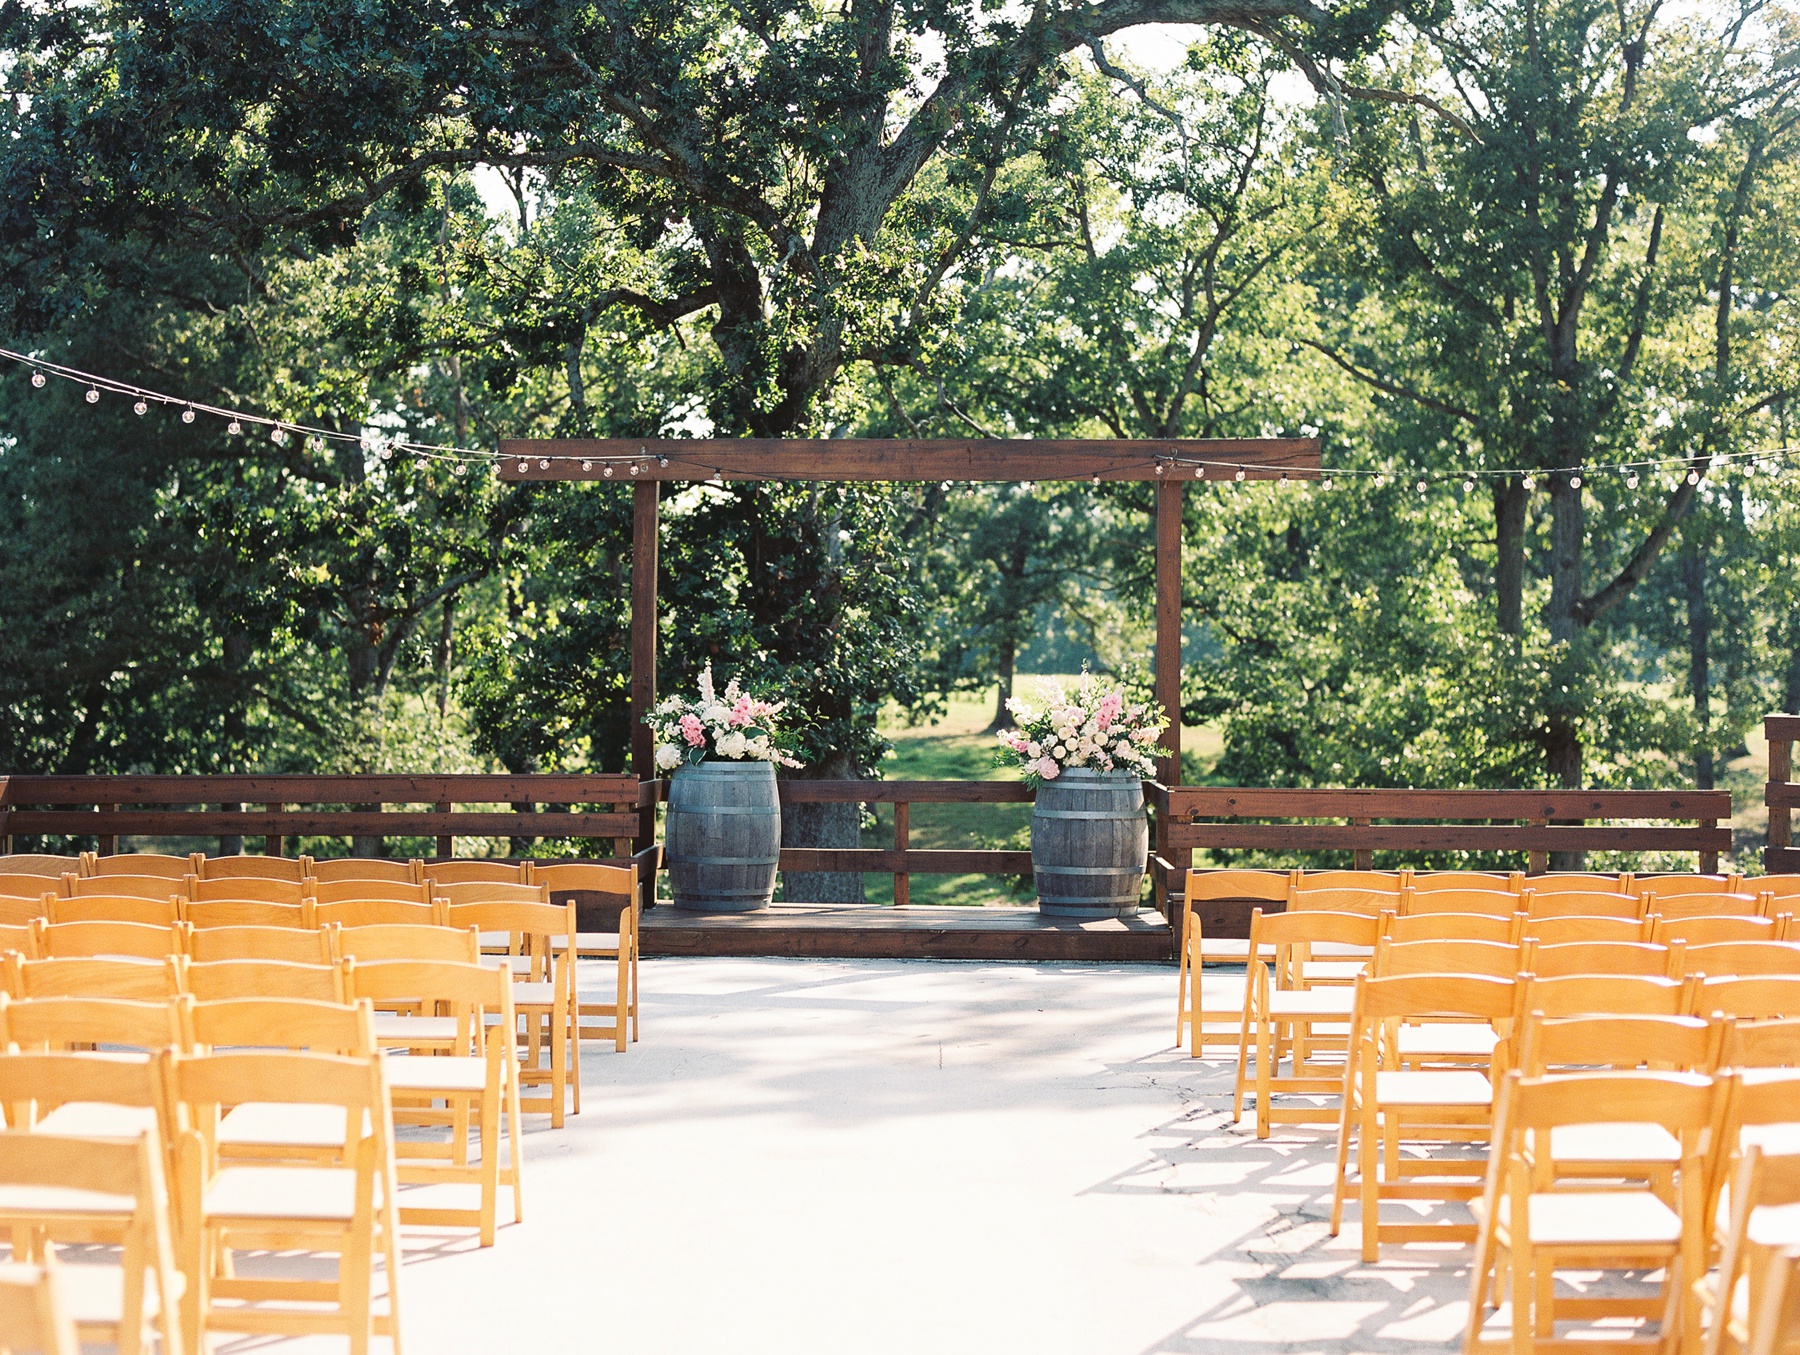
<box><xmin>639</xmin><ymin>903</ymin><xmax>1176</xmax><ymax>962</ymax></box>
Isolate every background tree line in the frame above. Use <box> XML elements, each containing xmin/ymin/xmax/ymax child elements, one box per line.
<box><xmin>0</xmin><ymin>0</ymin><xmax>1795</xmax><ymax>871</ymax></box>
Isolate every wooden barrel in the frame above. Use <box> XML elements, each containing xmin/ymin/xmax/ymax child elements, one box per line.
<box><xmin>666</xmin><ymin>761</ymin><xmax>781</xmax><ymax>912</ymax></box>
<box><xmin>1031</xmin><ymin>769</ymin><xmax>1148</xmax><ymax>918</ymax></box>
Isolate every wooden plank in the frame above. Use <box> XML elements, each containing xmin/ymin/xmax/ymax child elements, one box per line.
<box><xmin>1766</xmin><ymin>845</ymin><xmax>1800</xmax><ymax>873</ymax></box>
<box><xmin>1769</xmin><ymin>781</ymin><xmax>1800</xmax><ymax>811</ymax></box>
<box><xmin>0</xmin><ymin>774</ymin><xmax>637</xmax><ymax>805</ymax></box>
<box><xmin>776</xmin><ymin>780</ymin><xmax>1033</xmax><ymax>804</ymax></box>
<box><xmin>497</xmin><ymin>437</ymin><xmax>1322</xmax><ymax>484</ymax></box>
<box><xmin>434</xmin><ymin>800</ymin><xmax>453</xmax><ymax>861</ymax></box>
<box><xmin>893</xmin><ymin>801</ymin><xmax>910</xmax><ymax>908</ymax></box>
<box><xmin>11</xmin><ymin>811</ymin><xmax>639</xmax><ymax>837</ymax></box>
<box><xmin>1765</xmin><ymin>714</ymin><xmax>1800</xmax><ymax>741</ymax></box>
<box><xmin>1166</xmin><ymin>822</ymin><xmax>1731</xmax><ymax>852</ymax></box>
<box><xmin>639</xmin><ymin>904</ymin><xmax>1175</xmax><ymax>962</ymax></box>
<box><xmin>778</xmin><ymin>848</ymin><xmax>1034</xmax><ymax>874</ymax></box>
<box><xmin>1153</xmin><ymin>478</ymin><xmax>1183</xmax><ymax>905</ymax></box>
<box><xmin>1162</xmin><ymin>786</ymin><xmax>1732</xmax><ymax>819</ymax></box>
<box><xmin>632</xmin><ymin>480</ymin><xmax>660</xmax><ymax>851</ymax></box>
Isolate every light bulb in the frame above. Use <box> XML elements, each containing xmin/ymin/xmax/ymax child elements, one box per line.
<box><xmin>1193</xmin><ymin>464</ymin><xmax>1204</xmax><ymax>478</ymax></box>
<box><xmin>414</xmin><ymin>458</ymin><xmax>429</xmax><ymax>472</ymax></box>
<box><xmin>30</xmin><ymin>370</ymin><xmax>45</xmax><ymax>388</ymax></box>
<box><xmin>517</xmin><ymin>460</ymin><xmax>530</xmax><ymax>473</ymax></box>
<box><xmin>1321</xmin><ymin>476</ymin><xmax>1334</xmax><ymax>490</ymax></box>
<box><xmin>658</xmin><ymin>456</ymin><xmax>669</xmax><ymax>467</ymax></box>
<box><xmin>1416</xmin><ymin>479</ymin><xmax>1428</xmax><ymax>494</ymax></box>
<box><xmin>1090</xmin><ymin>474</ymin><xmax>1100</xmax><ymax>485</ymax></box>
<box><xmin>181</xmin><ymin>406</ymin><xmax>195</xmax><ymax>424</ymax></box>
<box><xmin>1522</xmin><ymin>476</ymin><xmax>1535</xmax><ymax>491</ymax></box>
<box><xmin>133</xmin><ymin>400</ymin><xmax>147</xmax><ymax>415</ymax></box>
<box><xmin>1463</xmin><ymin>480</ymin><xmax>1475</xmax><ymax>493</ymax></box>
<box><xmin>270</xmin><ymin>426</ymin><xmax>287</xmax><ymax>445</ymax></box>
<box><xmin>227</xmin><ymin>419</ymin><xmax>242</xmax><ymax>435</ymax></box>
<box><xmin>1570</xmin><ymin>474</ymin><xmax>1582</xmax><ymax>489</ymax></box>
<box><xmin>1154</xmin><ymin>462</ymin><xmax>1166</xmax><ymax>477</ymax></box>
<box><xmin>1278</xmin><ymin>471</ymin><xmax>1289</xmax><ymax>484</ymax></box>
<box><xmin>1374</xmin><ymin>474</ymin><xmax>1386</xmax><ymax>487</ymax></box>
<box><xmin>1233</xmin><ymin>467</ymin><xmax>1245</xmax><ymax>482</ymax></box>
<box><xmin>538</xmin><ymin>458</ymin><xmax>549</xmax><ymax>469</ymax></box>
<box><xmin>580</xmin><ymin>460</ymin><xmax>592</xmax><ymax>472</ymax></box>
<box><xmin>630</xmin><ymin>463</ymin><xmax>642</xmax><ymax>476</ymax></box>
<box><xmin>603</xmin><ymin>465</ymin><xmax>616</xmax><ymax>477</ymax></box>
<box><xmin>85</xmin><ymin>387</ymin><xmax>99</xmax><ymax>404</ymax></box>
<box><xmin>1626</xmin><ymin>473</ymin><xmax>1639</xmax><ymax>489</ymax></box>
<box><xmin>453</xmin><ymin>463</ymin><xmax>466</xmax><ymax>477</ymax></box>
<box><xmin>1687</xmin><ymin>469</ymin><xmax>1700</xmax><ymax>484</ymax></box>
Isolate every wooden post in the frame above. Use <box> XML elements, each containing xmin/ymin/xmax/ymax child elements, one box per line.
<box><xmin>1352</xmin><ymin>818</ymin><xmax>1373</xmax><ymax>871</ymax></box>
<box><xmin>1769</xmin><ymin>721</ymin><xmax>1792</xmax><ymax>875</ymax></box>
<box><xmin>1528</xmin><ymin>818</ymin><xmax>1549</xmax><ymax>876</ymax></box>
<box><xmin>1699</xmin><ymin>821</ymin><xmax>1719</xmax><ymax>875</ymax></box>
<box><xmin>631</xmin><ymin>481</ymin><xmax>661</xmax><ymax>858</ymax></box>
<box><xmin>1152</xmin><ymin>478</ymin><xmax>1185</xmax><ymax>911</ymax></box>
<box><xmin>893</xmin><ymin>801</ymin><xmax>910</xmax><ymax>908</ymax></box>
<box><xmin>436</xmin><ymin>800</ymin><xmax>454</xmax><ymax>862</ymax></box>
<box><xmin>98</xmin><ymin>805</ymin><xmax>117</xmax><ymax>858</ymax></box>
<box><xmin>262</xmin><ymin>805</ymin><xmax>281</xmax><ymax>858</ymax></box>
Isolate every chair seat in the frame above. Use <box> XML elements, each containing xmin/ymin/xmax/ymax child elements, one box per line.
<box><xmin>372</xmin><ymin>1013</ymin><xmax>459</xmax><ymax>1043</ymax></box>
<box><xmin>510</xmin><ymin>980</ymin><xmax>558</xmax><ymax>1007</ymax></box>
<box><xmin>574</xmin><ymin>932</ymin><xmax>622</xmax><ymax>956</ymax></box>
<box><xmin>1748</xmin><ymin>1201</ymin><xmax>1800</xmax><ymax>1249</ymax></box>
<box><xmin>219</xmin><ymin>1103</ymin><xmax>361</xmax><ymax>1149</ymax></box>
<box><xmin>1372</xmin><ymin>1070</ymin><xmax>1493</xmax><ymax>1106</ymax></box>
<box><xmin>1549</xmin><ymin>1122</ymin><xmax>1682</xmax><ymax>1164</ymax></box>
<box><xmin>384</xmin><ymin>1056</ymin><xmax>488</xmax><ymax>1094</ymax></box>
<box><xmin>1268</xmin><ymin>989</ymin><xmax>1357</xmax><ymax>1017</ymax></box>
<box><xmin>1517</xmin><ymin>1190</ymin><xmax>1681</xmax><ymax>1246</ymax></box>
<box><xmin>0</xmin><ymin>1184</ymin><xmax>136</xmax><ymax>1216</ymax></box>
<box><xmin>56</xmin><ymin>1260</ymin><xmax>177</xmax><ymax>1326</ymax></box>
<box><xmin>204</xmin><ymin>1165</ymin><xmax>359</xmax><ymax>1223</ymax></box>
<box><xmin>33</xmin><ymin>1103</ymin><xmax>159</xmax><ymax>1138</ymax></box>
<box><xmin>1396</xmin><ymin>1023</ymin><xmax>1499</xmax><ymax>1057</ymax></box>
<box><xmin>1302</xmin><ymin>961</ymin><xmax>1369</xmax><ymax>981</ymax></box>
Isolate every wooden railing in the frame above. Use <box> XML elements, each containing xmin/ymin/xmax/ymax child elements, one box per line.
<box><xmin>1766</xmin><ymin>714</ymin><xmax>1800</xmax><ymax>873</ymax></box>
<box><xmin>648</xmin><ymin>779</ymin><xmax>1033</xmax><ymax>905</ymax></box>
<box><xmin>1147</xmin><ymin>784</ymin><xmax>1734</xmax><ymax>902</ymax></box>
<box><xmin>0</xmin><ymin>774</ymin><xmax>643</xmax><ymax>862</ymax></box>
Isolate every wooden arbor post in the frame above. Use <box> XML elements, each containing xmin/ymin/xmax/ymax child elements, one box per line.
<box><xmin>499</xmin><ymin>438</ymin><xmax>1322</xmax><ymax>891</ymax></box>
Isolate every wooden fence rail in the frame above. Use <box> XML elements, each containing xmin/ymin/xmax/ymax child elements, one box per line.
<box><xmin>1766</xmin><ymin>714</ymin><xmax>1800</xmax><ymax>873</ymax></box>
<box><xmin>1148</xmin><ymin>784</ymin><xmax>1733</xmax><ymax>903</ymax></box>
<box><xmin>0</xmin><ymin>774</ymin><xmax>642</xmax><ymax>861</ymax></box>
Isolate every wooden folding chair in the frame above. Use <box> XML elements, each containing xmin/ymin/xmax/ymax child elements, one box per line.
<box><xmin>194</xmin><ymin>854</ymin><xmax>308</xmax><ymax>885</ymax></box>
<box><xmin>1329</xmin><ymin>972</ymin><xmax>1514</xmax><ymax>1259</ymax></box>
<box><xmin>1525</xmin><ymin>890</ymin><xmax>1650</xmax><ymax>922</ymax></box>
<box><xmin>0</xmin><ymin>993</ymin><xmax>186</xmax><ymax>1057</ymax></box>
<box><xmin>1698</xmin><ymin>1146</ymin><xmax>1800</xmax><ymax>1355</ymax></box>
<box><xmin>66</xmin><ymin>873</ymin><xmax>191</xmax><ymax>902</ymax></box>
<box><xmin>1685</xmin><ymin>944</ymin><xmax>1800</xmax><ymax>978</ymax></box>
<box><xmin>1234</xmin><ymin>908</ymin><xmax>1380</xmax><ymax>1137</ymax></box>
<box><xmin>1517</xmin><ymin>973</ymin><xmax>1696</xmax><ymax>1022</ymax></box>
<box><xmin>1656</xmin><ymin>915</ymin><xmax>1780</xmax><ymax>946</ymax></box>
<box><xmin>1399</xmin><ymin>888</ymin><xmax>1522</xmax><ymax>918</ymax></box>
<box><xmin>1720</xmin><ymin>1019</ymin><xmax>1800</xmax><ymax>1070</ymax></box>
<box><xmin>1173</xmin><ymin>868</ymin><xmax>1295</xmax><ymax>1049</ymax></box>
<box><xmin>444</xmin><ymin>897</ymin><xmax>579</xmax><ymax>1123</ymax></box>
<box><xmin>1290</xmin><ymin>882</ymin><xmax>1397</xmax><ymax>917</ymax></box>
<box><xmin>189</xmin><ymin>876</ymin><xmax>308</xmax><ymax>905</ymax></box>
<box><xmin>33</xmin><ymin>921</ymin><xmax>189</xmax><ymax>961</ymax></box>
<box><xmin>186</xmin><ymin>925</ymin><xmax>333</xmax><ymax>964</ymax></box>
<box><xmin>0</xmin><ymin>1004</ymin><xmax>187</xmax><ymax>1139</ymax></box>
<box><xmin>329</xmin><ymin>924</ymin><xmax>481</xmax><ymax>965</ymax></box>
<box><xmin>1296</xmin><ymin>870</ymin><xmax>1407</xmax><ymax>893</ymax></box>
<box><xmin>81</xmin><ymin>852</ymin><xmax>199</xmax><ymax>880</ymax></box>
<box><xmin>1523</xmin><ymin>873</ymin><xmax>1636</xmax><ymax>897</ymax></box>
<box><xmin>168</xmin><ymin>1048</ymin><xmax>401</xmax><ymax>1354</ymax></box>
<box><xmin>1522</xmin><ymin>939</ymin><xmax>1679</xmax><ymax>979</ymax></box>
<box><xmin>311</xmin><ymin>878</ymin><xmax>435</xmax><ymax>907</ymax></box>
<box><xmin>305</xmin><ymin>856</ymin><xmax>421</xmax><ymax>885</ymax></box>
<box><xmin>1749</xmin><ymin>1245</ymin><xmax>1800</xmax><ymax>1355</ymax></box>
<box><xmin>3</xmin><ymin>956</ymin><xmax>177</xmax><ymax>1002</ymax></box>
<box><xmin>0</xmin><ymin>922</ymin><xmax>39</xmax><ymax>961</ymax></box>
<box><xmin>534</xmin><ymin>860</ymin><xmax>642</xmax><ymax>1052</ymax></box>
<box><xmin>182</xmin><ymin>899</ymin><xmax>312</xmax><ymax>929</ymax></box>
<box><xmin>1523</xmin><ymin>913</ymin><xmax>1655</xmax><ymax>944</ymax></box>
<box><xmin>176</xmin><ymin>958</ymin><xmax>349</xmax><ymax>1003</ymax></box>
<box><xmin>314</xmin><ymin>897</ymin><xmax>446</xmax><ymax>929</ymax></box>
<box><xmin>1648</xmin><ymin>893</ymin><xmax>1765</xmax><ymax>921</ymax></box>
<box><xmin>1698</xmin><ymin>978</ymin><xmax>1800</xmax><ymax>1021</ymax></box>
<box><xmin>0</xmin><ymin>1256</ymin><xmax>80</xmax><ymax>1355</ymax></box>
<box><xmin>0</xmin><ymin>896</ymin><xmax>52</xmax><ymax>928</ymax></box>
<box><xmin>1466</xmin><ymin>1069</ymin><xmax>1715</xmax><ymax>1355</ymax></box>
<box><xmin>0</xmin><ymin>1129</ymin><xmax>185</xmax><ymax>1355</ymax></box>
<box><xmin>44</xmin><ymin>893</ymin><xmax>181</xmax><ymax>927</ymax></box>
<box><xmin>0</xmin><ymin>854</ymin><xmax>78</xmax><ymax>878</ymax></box>
<box><xmin>346</xmin><ymin>959</ymin><xmax>524</xmax><ymax>1246</ymax></box>
<box><xmin>421</xmin><ymin>860</ymin><xmax>531</xmax><ymax>886</ymax></box>
<box><xmin>1408</xmin><ymin>871</ymin><xmax>1523</xmax><ymax>894</ymax></box>
<box><xmin>1380</xmin><ymin>911</ymin><xmax>1522</xmax><ymax>945</ymax></box>
<box><xmin>1639</xmin><ymin>874</ymin><xmax>1744</xmax><ymax>898</ymax></box>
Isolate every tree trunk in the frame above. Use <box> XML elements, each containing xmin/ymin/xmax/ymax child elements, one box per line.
<box><xmin>1543</xmin><ymin>477</ymin><xmax>1585</xmax><ymax>867</ymax></box>
<box><xmin>1494</xmin><ymin>479</ymin><xmax>1528</xmax><ymax>636</ymax></box>
<box><xmin>780</xmin><ymin>749</ymin><xmax>865</xmax><ymax>903</ymax></box>
<box><xmin>436</xmin><ymin>593</ymin><xmax>456</xmax><ymax>717</ymax></box>
<box><xmin>988</xmin><ymin>638</ymin><xmax>1017</xmax><ymax>732</ymax></box>
<box><xmin>1684</xmin><ymin>542</ymin><xmax>1713</xmax><ymax>789</ymax></box>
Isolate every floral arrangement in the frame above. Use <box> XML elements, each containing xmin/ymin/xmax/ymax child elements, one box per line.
<box><xmin>994</xmin><ymin>672</ymin><xmax>1168</xmax><ymax>785</ymax></box>
<box><xmin>648</xmin><ymin>662</ymin><xmax>803</xmax><ymax>770</ymax></box>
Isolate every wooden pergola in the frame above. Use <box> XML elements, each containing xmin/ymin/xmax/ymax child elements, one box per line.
<box><xmin>498</xmin><ymin>436</ymin><xmax>1323</xmax><ymax>862</ymax></box>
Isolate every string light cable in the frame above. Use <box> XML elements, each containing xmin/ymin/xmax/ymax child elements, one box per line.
<box><xmin>5</xmin><ymin>344</ymin><xmax>1795</xmax><ymax>489</ymax></box>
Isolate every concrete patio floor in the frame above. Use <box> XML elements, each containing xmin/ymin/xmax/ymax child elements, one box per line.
<box><xmin>244</xmin><ymin>957</ymin><xmax>1476</xmax><ymax>1355</ymax></box>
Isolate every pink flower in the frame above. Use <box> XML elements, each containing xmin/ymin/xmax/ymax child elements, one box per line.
<box><xmin>1034</xmin><ymin>757</ymin><xmax>1061</xmax><ymax>780</ymax></box>
<box><xmin>1095</xmin><ymin>691</ymin><xmax>1123</xmax><ymax>731</ymax></box>
<box><xmin>729</xmin><ymin>695</ymin><xmax>755</xmax><ymax>727</ymax></box>
<box><xmin>679</xmin><ymin>713</ymin><xmax>706</xmax><ymax>747</ymax></box>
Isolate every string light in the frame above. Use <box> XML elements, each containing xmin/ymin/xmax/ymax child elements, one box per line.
<box><xmin>1193</xmin><ymin>463</ymin><xmax>1204</xmax><ymax>478</ymax></box>
<box><xmin>580</xmin><ymin>460</ymin><xmax>593</xmax><ymax>471</ymax></box>
<box><xmin>1463</xmin><ymin>479</ymin><xmax>1475</xmax><ymax>493</ymax></box>
<box><xmin>1626</xmin><ymin>471</ymin><xmax>1639</xmax><ymax>489</ymax></box>
<box><xmin>1416</xmin><ymin>479</ymin><xmax>1428</xmax><ymax>494</ymax></box>
<box><xmin>133</xmin><ymin>400</ymin><xmax>147</xmax><ymax>415</ymax></box>
<box><xmin>1374</xmin><ymin>473</ymin><xmax>1386</xmax><ymax>487</ymax></box>
<box><xmin>1154</xmin><ymin>462</ymin><xmax>1167</xmax><ymax>476</ymax></box>
<box><xmin>181</xmin><ymin>406</ymin><xmax>195</xmax><ymax>424</ymax></box>
<box><xmin>29</xmin><ymin>370</ymin><xmax>45</xmax><ymax>388</ymax></box>
<box><xmin>1321</xmin><ymin>476</ymin><xmax>1334</xmax><ymax>490</ymax></box>
<box><xmin>85</xmin><ymin>387</ymin><xmax>99</xmax><ymax>404</ymax></box>
<box><xmin>630</xmin><ymin>463</ymin><xmax>643</xmax><ymax>476</ymax></box>
<box><xmin>538</xmin><ymin>458</ymin><xmax>550</xmax><ymax>469</ymax></box>
<box><xmin>1233</xmin><ymin>467</ymin><xmax>1245</xmax><ymax>482</ymax></box>
<box><xmin>1522</xmin><ymin>475</ymin><xmax>1535</xmax><ymax>491</ymax></box>
<box><xmin>517</xmin><ymin>460</ymin><xmax>530</xmax><ymax>473</ymax></box>
<box><xmin>1687</xmin><ymin>469</ymin><xmax>1701</xmax><ymax>484</ymax></box>
<box><xmin>1570</xmin><ymin>474</ymin><xmax>1582</xmax><ymax>489</ymax></box>
<box><xmin>227</xmin><ymin>419</ymin><xmax>242</xmax><ymax>435</ymax></box>
<box><xmin>603</xmin><ymin>465</ymin><xmax>616</xmax><ymax>477</ymax></box>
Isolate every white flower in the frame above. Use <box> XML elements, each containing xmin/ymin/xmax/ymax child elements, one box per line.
<box><xmin>655</xmin><ymin>744</ymin><xmax>683</xmax><ymax>770</ymax></box>
<box><xmin>702</xmin><ymin>704</ymin><xmax>730</xmax><ymax>726</ymax></box>
<box><xmin>1027</xmin><ymin>742</ymin><xmax>1042</xmax><ymax>758</ymax></box>
<box><xmin>1115</xmin><ymin>739</ymin><xmax>1132</xmax><ymax>755</ymax></box>
<box><xmin>716</xmin><ymin>731</ymin><xmax>748</xmax><ymax>759</ymax></box>
<box><xmin>1053</xmin><ymin>743</ymin><xmax>1067</xmax><ymax>758</ymax></box>
<box><xmin>1083</xmin><ymin>720</ymin><xmax>1098</xmax><ymax>738</ymax></box>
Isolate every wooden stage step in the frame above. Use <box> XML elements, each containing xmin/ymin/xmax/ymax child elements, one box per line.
<box><xmin>640</xmin><ymin>903</ymin><xmax>1176</xmax><ymax>962</ymax></box>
